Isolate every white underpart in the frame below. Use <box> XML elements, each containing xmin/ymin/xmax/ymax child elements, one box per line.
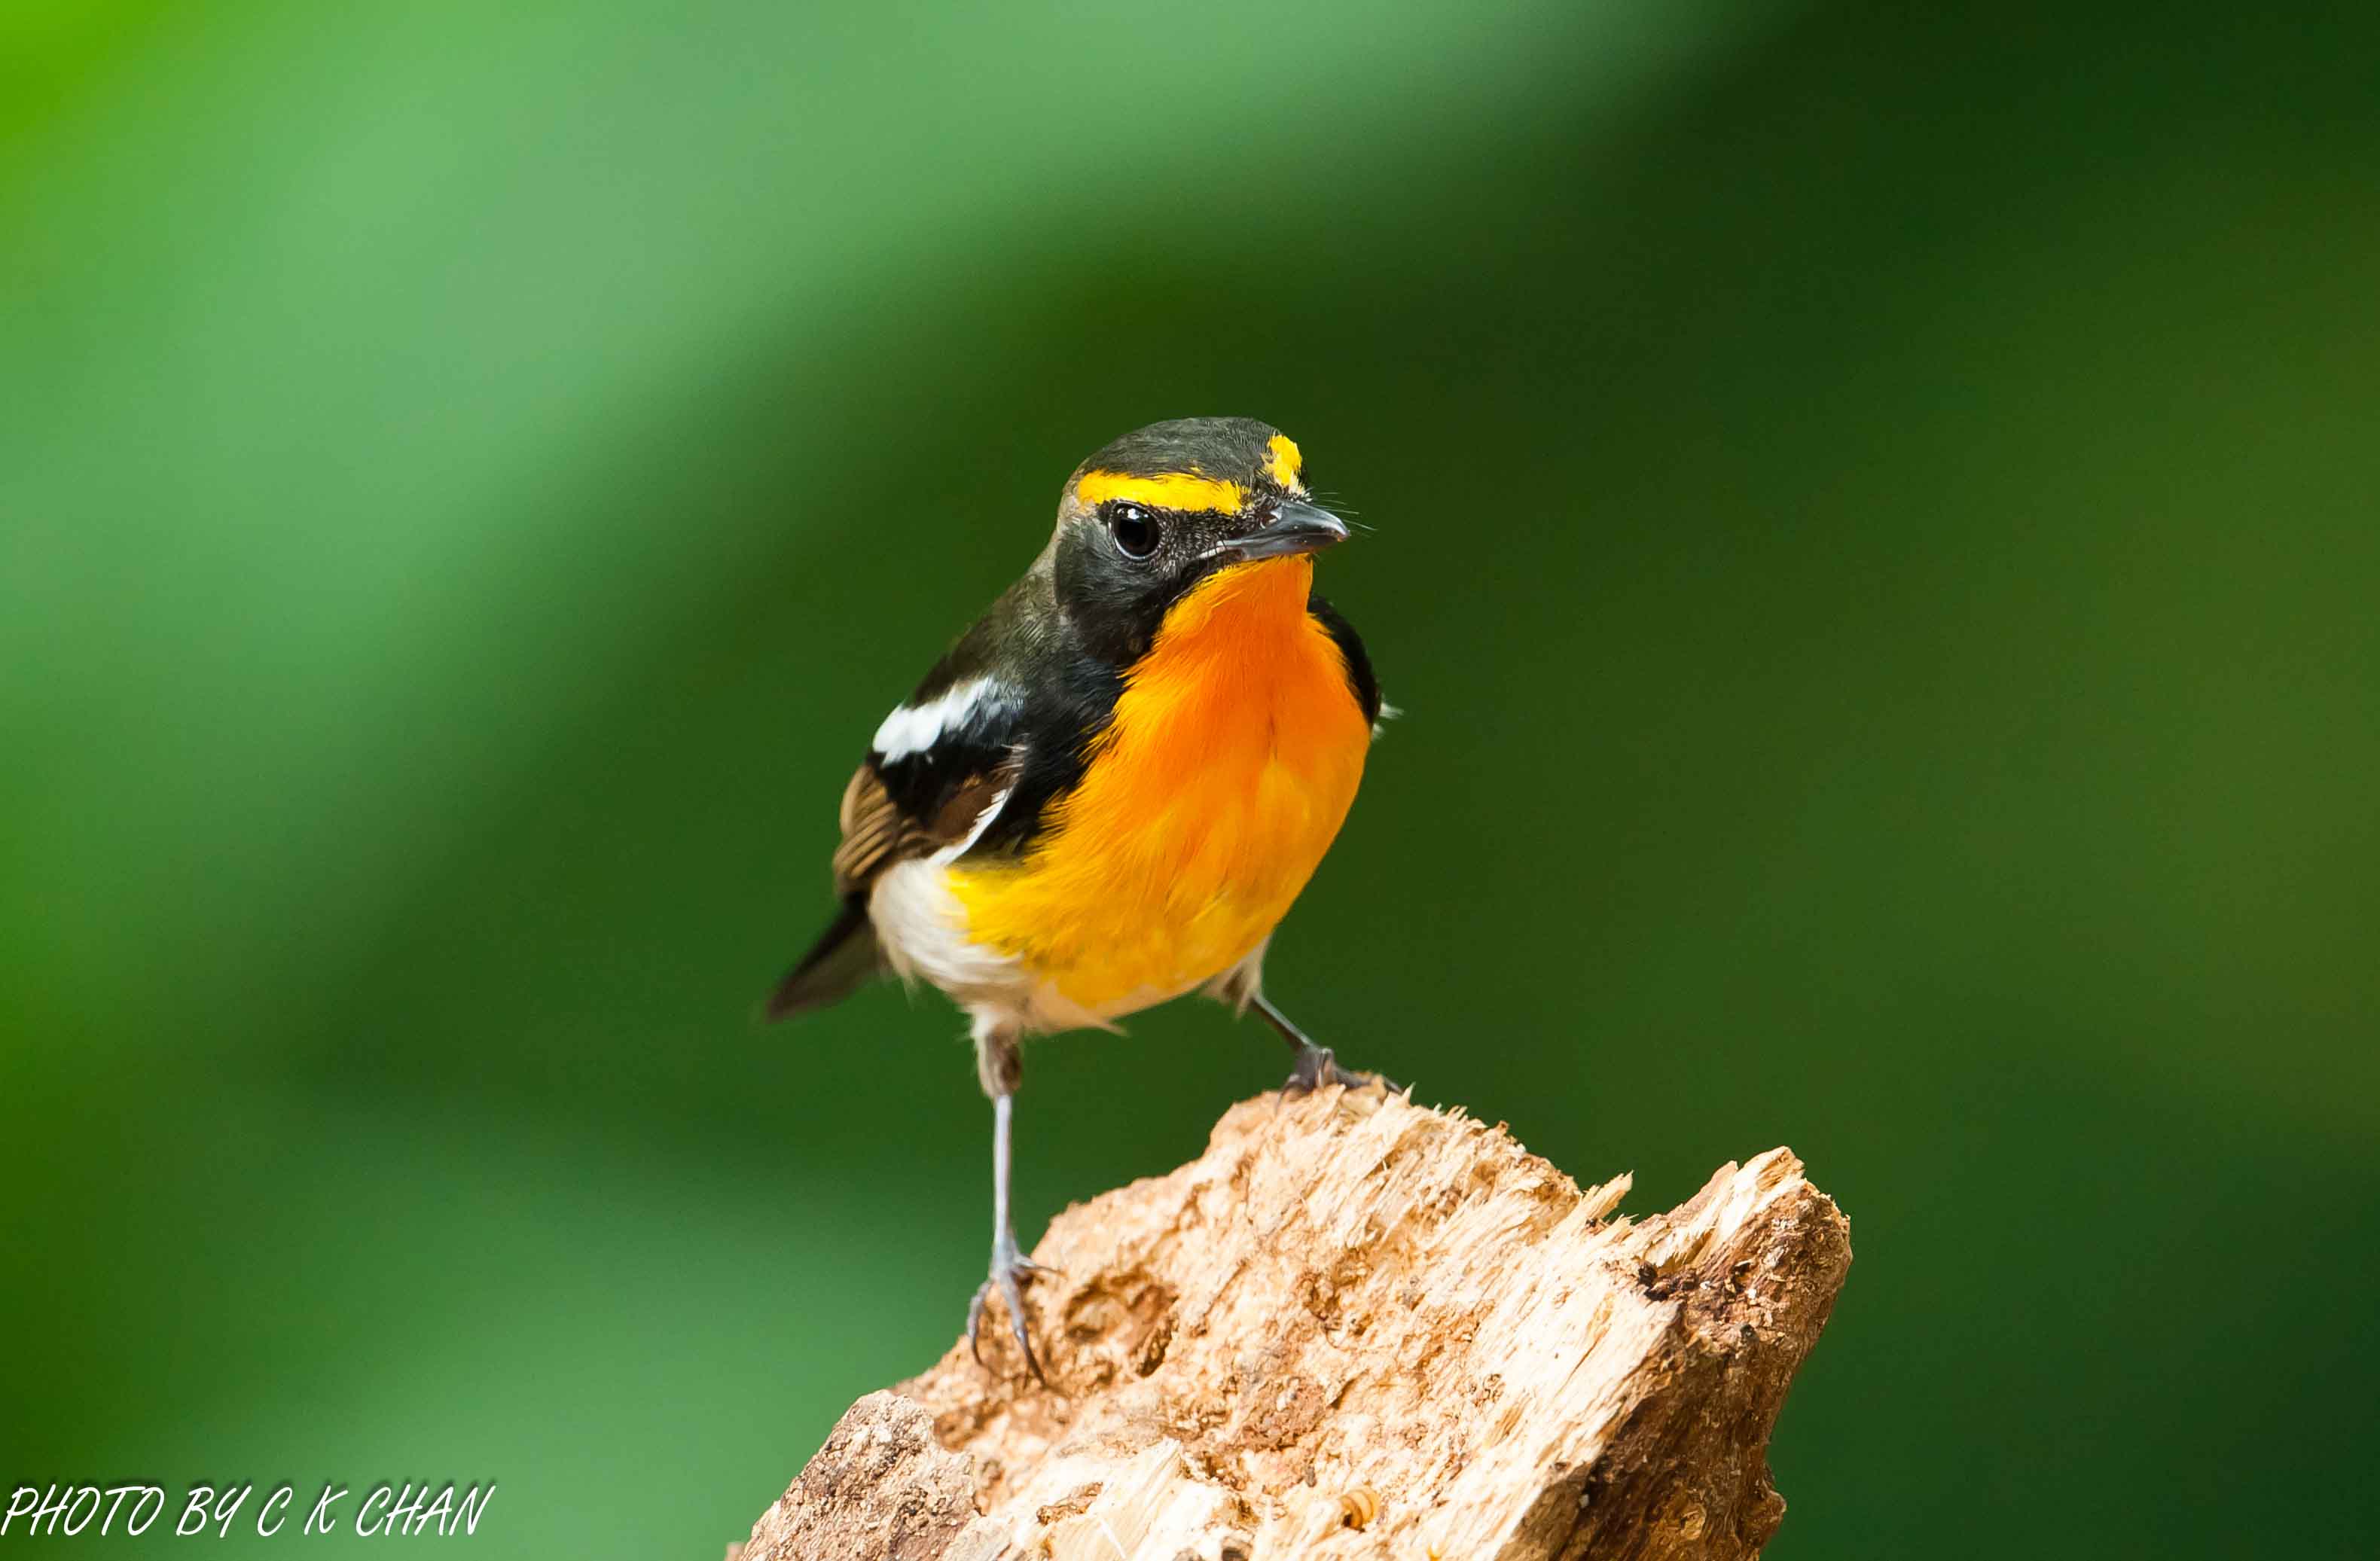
<box><xmin>871</xmin><ymin>858</ymin><xmax>1027</xmax><ymax>1014</ymax></box>
<box><xmin>874</xmin><ymin>856</ymin><xmax>1216</xmax><ymax>1035</ymax></box>
<box><xmin>870</xmin><ymin>780</ymin><xmax>1026</xmax><ymax>1017</ymax></box>
<box><xmin>871</xmin><ymin>676</ymin><xmax>1010</xmax><ymax>761</ymax></box>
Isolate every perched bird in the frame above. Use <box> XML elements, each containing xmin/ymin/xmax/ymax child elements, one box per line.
<box><xmin>765</xmin><ymin>416</ymin><xmax>1387</xmax><ymax>1380</ymax></box>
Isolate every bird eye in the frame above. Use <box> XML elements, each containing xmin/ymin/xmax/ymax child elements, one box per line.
<box><xmin>1106</xmin><ymin>501</ymin><xmax>1161</xmax><ymax>559</ymax></box>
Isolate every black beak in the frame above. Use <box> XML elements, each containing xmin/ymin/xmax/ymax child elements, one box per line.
<box><xmin>1227</xmin><ymin>498</ymin><xmax>1350</xmax><ymax>562</ymax></box>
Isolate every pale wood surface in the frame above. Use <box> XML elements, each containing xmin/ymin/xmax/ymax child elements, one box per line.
<box><xmin>733</xmin><ymin>1088</ymin><xmax>1850</xmax><ymax>1560</ymax></box>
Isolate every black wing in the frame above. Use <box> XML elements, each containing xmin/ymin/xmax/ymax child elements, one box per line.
<box><xmin>1309</xmin><ymin>592</ymin><xmax>1382</xmax><ymax>725</ymax></box>
<box><xmin>770</xmin><ymin>585</ymin><xmax>1123</xmax><ymax>1014</ymax></box>
<box><xmin>764</xmin><ymin>671</ymin><xmax>1027</xmax><ymax>1021</ymax></box>
<box><xmin>766</xmin><ymin>578</ymin><xmax>1124</xmax><ymax>1020</ymax></box>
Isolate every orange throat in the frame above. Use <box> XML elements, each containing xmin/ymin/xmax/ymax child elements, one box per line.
<box><xmin>950</xmin><ymin>556</ymin><xmax>1371</xmax><ymax>1015</ymax></box>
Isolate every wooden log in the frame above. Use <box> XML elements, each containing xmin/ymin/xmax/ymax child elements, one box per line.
<box><xmin>732</xmin><ymin>1087</ymin><xmax>1850</xmax><ymax>1560</ymax></box>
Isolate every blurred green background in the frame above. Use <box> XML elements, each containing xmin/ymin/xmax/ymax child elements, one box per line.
<box><xmin>5</xmin><ymin>0</ymin><xmax>2375</xmax><ymax>1555</ymax></box>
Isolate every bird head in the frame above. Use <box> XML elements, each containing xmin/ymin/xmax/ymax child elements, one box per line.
<box><xmin>1048</xmin><ymin>417</ymin><xmax>1349</xmax><ymax>665</ymax></box>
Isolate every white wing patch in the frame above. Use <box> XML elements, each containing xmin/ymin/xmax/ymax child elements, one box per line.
<box><xmin>871</xmin><ymin>677</ymin><xmax>1011</xmax><ymax>762</ymax></box>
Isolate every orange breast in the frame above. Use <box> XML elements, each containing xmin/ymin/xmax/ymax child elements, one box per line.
<box><xmin>948</xmin><ymin>556</ymin><xmax>1371</xmax><ymax>1016</ymax></box>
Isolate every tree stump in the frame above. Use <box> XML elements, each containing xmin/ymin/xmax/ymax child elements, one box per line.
<box><xmin>731</xmin><ymin>1088</ymin><xmax>1850</xmax><ymax>1560</ymax></box>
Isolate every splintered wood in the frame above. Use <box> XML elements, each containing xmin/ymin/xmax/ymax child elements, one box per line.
<box><xmin>734</xmin><ymin>1090</ymin><xmax>1850</xmax><ymax>1560</ymax></box>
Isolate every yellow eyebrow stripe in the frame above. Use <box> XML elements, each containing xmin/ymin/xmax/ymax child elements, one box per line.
<box><xmin>1264</xmin><ymin>433</ymin><xmax>1305</xmax><ymax>492</ymax></box>
<box><xmin>1077</xmin><ymin>470</ymin><xmax>1246</xmax><ymax>515</ymax></box>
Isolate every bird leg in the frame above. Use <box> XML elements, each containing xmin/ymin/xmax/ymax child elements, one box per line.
<box><xmin>1249</xmin><ymin>992</ymin><xmax>1399</xmax><ymax>1096</ymax></box>
<box><xmin>967</xmin><ymin>1024</ymin><xmax>1053</xmax><ymax>1383</ymax></box>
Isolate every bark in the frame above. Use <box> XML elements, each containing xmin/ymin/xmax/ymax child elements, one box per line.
<box><xmin>732</xmin><ymin>1088</ymin><xmax>1850</xmax><ymax>1560</ymax></box>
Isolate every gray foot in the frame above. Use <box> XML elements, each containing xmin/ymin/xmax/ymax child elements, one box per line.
<box><xmin>966</xmin><ymin>1228</ymin><xmax>1057</xmax><ymax>1384</ymax></box>
<box><xmin>1284</xmin><ymin>1041</ymin><xmax>1400</xmax><ymax>1096</ymax></box>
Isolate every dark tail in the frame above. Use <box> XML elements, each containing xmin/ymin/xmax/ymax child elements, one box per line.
<box><xmin>763</xmin><ymin>898</ymin><xmax>882</xmax><ymax>1021</ymax></box>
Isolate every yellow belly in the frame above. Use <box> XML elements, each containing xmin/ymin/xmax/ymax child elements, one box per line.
<box><xmin>948</xmin><ymin>556</ymin><xmax>1370</xmax><ymax>1015</ymax></box>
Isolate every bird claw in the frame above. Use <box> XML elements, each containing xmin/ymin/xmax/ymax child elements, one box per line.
<box><xmin>967</xmin><ymin>1236</ymin><xmax>1051</xmax><ymax>1386</ymax></box>
<box><xmin>1283</xmin><ymin>1041</ymin><xmax>1399</xmax><ymax>1097</ymax></box>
